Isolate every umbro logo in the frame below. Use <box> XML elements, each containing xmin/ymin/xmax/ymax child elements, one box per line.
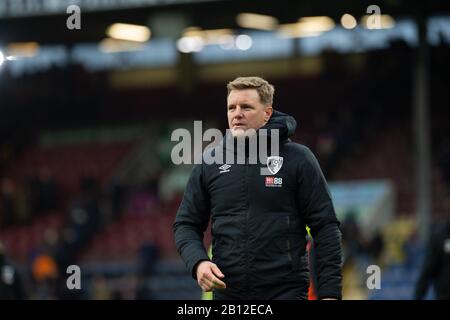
<box><xmin>219</xmin><ymin>164</ymin><xmax>231</xmax><ymax>173</ymax></box>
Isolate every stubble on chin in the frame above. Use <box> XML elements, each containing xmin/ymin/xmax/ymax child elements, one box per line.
<box><xmin>230</xmin><ymin>128</ymin><xmax>257</xmax><ymax>138</ymax></box>
<box><xmin>231</xmin><ymin>128</ymin><xmax>245</xmax><ymax>137</ymax></box>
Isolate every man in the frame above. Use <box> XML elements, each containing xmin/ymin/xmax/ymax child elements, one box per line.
<box><xmin>173</xmin><ymin>76</ymin><xmax>343</xmax><ymax>300</ymax></box>
<box><xmin>414</xmin><ymin>218</ymin><xmax>450</xmax><ymax>300</ymax></box>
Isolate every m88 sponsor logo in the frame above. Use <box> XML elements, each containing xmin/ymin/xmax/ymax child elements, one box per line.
<box><xmin>265</xmin><ymin>176</ymin><xmax>283</xmax><ymax>187</ymax></box>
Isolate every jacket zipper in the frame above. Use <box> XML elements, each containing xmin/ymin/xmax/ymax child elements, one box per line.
<box><xmin>244</xmin><ymin>156</ymin><xmax>250</xmax><ymax>292</ymax></box>
<box><xmin>287</xmin><ymin>216</ymin><xmax>292</xmax><ymax>262</ymax></box>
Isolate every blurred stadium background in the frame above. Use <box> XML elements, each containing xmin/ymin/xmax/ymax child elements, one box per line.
<box><xmin>0</xmin><ymin>0</ymin><xmax>449</xmax><ymax>300</ymax></box>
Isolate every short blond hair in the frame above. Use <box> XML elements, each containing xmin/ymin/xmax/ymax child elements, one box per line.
<box><xmin>227</xmin><ymin>76</ymin><xmax>275</xmax><ymax>106</ymax></box>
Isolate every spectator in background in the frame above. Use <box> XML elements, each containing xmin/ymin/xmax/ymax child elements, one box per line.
<box><xmin>1</xmin><ymin>177</ymin><xmax>36</xmax><ymax>226</ymax></box>
<box><xmin>27</xmin><ymin>168</ymin><xmax>58</xmax><ymax>218</ymax></box>
<box><xmin>37</xmin><ymin>167</ymin><xmax>58</xmax><ymax>213</ymax></box>
<box><xmin>0</xmin><ymin>241</ymin><xmax>27</xmax><ymax>299</ymax></box>
<box><xmin>415</xmin><ymin>218</ymin><xmax>450</xmax><ymax>300</ymax></box>
<box><xmin>14</xmin><ymin>178</ymin><xmax>32</xmax><ymax>224</ymax></box>
<box><xmin>134</xmin><ymin>242</ymin><xmax>159</xmax><ymax>299</ymax></box>
<box><xmin>90</xmin><ymin>274</ymin><xmax>112</xmax><ymax>300</ymax></box>
<box><xmin>107</xmin><ymin>176</ymin><xmax>128</xmax><ymax>221</ymax></box>
<box><xmin>138</xmin><ymin>242</ymin><xmax>159</xmax><ymax>277</ymax></box>
<box><xmin>340</xmin><ymin>211</ymin><xmax>363</xmax><ymax>264</ymax></box>
<box><xmin>55</xmin><ymin>176</ymin><xmax>101</xmax><ymax>269</ymax></box>
<box><xmin>438</xmin><ymin>139</ymin><xmax>450</xmax><ymax>191</ymax></box>
<box><xmin>30</xmin><ymin>249</ymin><xmax>59</xmax><ymax>299</ymax></box>
<box><xmin>0</xmin><ymin>178</ymin><xmax>16</xmax><ymax>227</ymax></box>
<box><xmin>366</xmin><ymin>229</ymin><xmax>384</xmax><ymax>263</ymax></box>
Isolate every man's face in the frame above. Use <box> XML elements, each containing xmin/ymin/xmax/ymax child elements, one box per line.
<box><xmin>227</xmin><ymin>89</ymin><xmax>273</xmax><ymax>137</ymax></box>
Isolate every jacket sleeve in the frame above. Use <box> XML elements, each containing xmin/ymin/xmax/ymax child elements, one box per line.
<box><xmin>173</xmin><ymin>164</ymin><xmax>211</xmax><ymax>279</ymax></box>
<box><xmin>297</xmin><ymin>146</ymin><xmax>343</xmax><ymax>299</ymax></box>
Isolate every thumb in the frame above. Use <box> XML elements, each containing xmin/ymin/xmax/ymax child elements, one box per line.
<box><xmin>211</xmin><ymin>264</ymin><xmax>225</xmax><ymax>278</ymax></box>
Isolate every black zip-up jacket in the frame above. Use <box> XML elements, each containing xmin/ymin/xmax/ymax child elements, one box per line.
<box><xmin>173</xmin><ymin>110</ymin><xmax>343</xmax><ymax>299</ymax></box>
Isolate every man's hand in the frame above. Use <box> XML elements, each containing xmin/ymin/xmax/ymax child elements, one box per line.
<box><xmin>196</xmin><ymin>261</ymin><xmax>226</xmax><ymax>292</ymax></box>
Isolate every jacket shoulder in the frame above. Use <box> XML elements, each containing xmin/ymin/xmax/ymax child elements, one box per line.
<box><xmin>284</xmin><ymin>141</ymin><xmax>315</xmax><ymax>159</ymax></box>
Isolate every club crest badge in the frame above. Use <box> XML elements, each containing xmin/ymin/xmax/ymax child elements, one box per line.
<box><xmin>267</xmin><ymin>156</ymin><xmax>283</xmax><ymax>175</ymax></box>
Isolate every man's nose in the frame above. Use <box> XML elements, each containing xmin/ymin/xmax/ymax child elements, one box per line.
<box><xmin>234</xmin><ymin>106</ymin><xmax>244</xmax><ymax>118</ymax></box>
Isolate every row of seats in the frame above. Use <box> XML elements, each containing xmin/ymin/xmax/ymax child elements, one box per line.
<box><xmin>12</xmin><ymin>141</ymin><xmax>133</xmax><ymax>194</ymax></box>
<box><xmin>0</xmin><ymin>212</ymin><xmax>64</xmax><ymax>262</ymax></box>
<box><xmin>79</xmin><ymin>210</ymin><xmax>178</xmax><ymax>263</ymax></box>
<box><xmin>2</xmin><ymin>141</ymin><xmax>136</xmax><ymax>262</ymax></box>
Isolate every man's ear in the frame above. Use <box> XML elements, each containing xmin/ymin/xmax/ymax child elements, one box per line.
<box><xmin>264</xmin><ymin>106</ymin><xmax>273</xmax><ymax>122</ymax></box>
